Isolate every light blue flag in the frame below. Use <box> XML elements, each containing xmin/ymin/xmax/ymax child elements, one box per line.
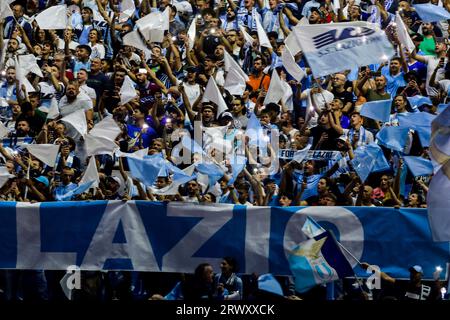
<box><xmin>362</xmin><ymin>143</ymin><xmax>391</xmax><ymax>172</ymax></box>
<box><xmin>407</xmin><ymin>95</ymin><xmax>432</xmax><ymax>108</ymax></box>
<box><xmin>376</xmin><ymin>126</ymin><xmax>410</xmax><ymax>152</ymax></box>
<box><xmin>288</xmin><ymin>231</ymin><xmax>354</xmax><ymax>293</ymax></box>
<box><xmin>127</xmin><ymin>154</ymin><xmax>166</xmax><ymax>186</ymax></box>
<box><xmin>397</xmin><ymin>112</ymin><xmax>436</xmax><ymax>147</ymax></box>
<box><xmin>195</xmin><ymin>162</ymin><xmax>224</xmax><ymax>188</ymax></box>
<box><xmin>258</xmin><ymin>274</ymin><xmax>284</xmax><ymax>296</ymax></box>
<box><xmin>245</xmin><ymin>112</ymin><xmax>267</xmax><ymax>155</ymax></box>
<box><xmin>164</xmin><ymin>161</ymin><xmax>196</xmax><ymax>184</ymax></box>
<box><xmin>228</xmin><ymin>155</ymin><xmax>247</xmax><ymax>185</ymax></box>
<box><xmin>55</xmin><ymin>180</ymin><xmax>95</xmax><ymax>201</ymax></box>
<box><xmin>302</xmin><ymin>216</ymin><xmax>325</xmax><ymax>239</ymax></box>
<box><xmin>351</xmin><ymin>148</ymin><xmax>376</xmax><ymax>182</ymax></box>
<box><xmin>413</xmin><ymin>4</ymin><xmax>450</xmax><ymax>22</ymax></box>
<box><xmin>403</xmin><ymin>156</ymin><xmax>434</xmax><ymax>177</ymax></box>
<box><xmin>360</xmin><ymin>99</ymin><xmax>392</xmax><ymax>122</ymax></box>
<box><xmin>437</xmin><ymin>104</ymin><xmax>448</xmax><ymax>114</ymax></box>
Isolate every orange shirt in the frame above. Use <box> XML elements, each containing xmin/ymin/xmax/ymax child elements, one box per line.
<box><xmin>247</xmin><ymin>73</ymin><xmax>271</xmax><ymax>92</ymax></box>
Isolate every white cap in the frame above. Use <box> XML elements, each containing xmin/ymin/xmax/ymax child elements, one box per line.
<box><xmin>173</xmin><ymin>1</ymin><xmax>193</xmax><ymax>14</ymax></box>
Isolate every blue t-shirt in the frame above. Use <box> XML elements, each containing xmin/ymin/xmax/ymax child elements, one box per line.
<box><xmin>127</xmin><ymin>124</ymin><xmax>158</xmax><ymax>148</ymax></box>
<box><xmin>381</xmin><ymin>66</ymin><xmax>406</xmax><ymax>97</ymax></box>
<box><xmin>292</xmin><ymin>172</ymin><xmax>323</xmax><ymax>201</ymax></box>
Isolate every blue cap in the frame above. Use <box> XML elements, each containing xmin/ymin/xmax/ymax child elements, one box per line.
<box><xmin>33</xmin><ymin>176</ymin><xmax>49</xmax><ymax>187</ymax></box>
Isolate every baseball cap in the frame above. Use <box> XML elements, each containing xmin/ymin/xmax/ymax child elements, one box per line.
<box><xmin>33</xmin><ymin>176</ymin><xmax>49</xmax><ymax>187</ymax></box>
<box><xmin>219</xmin><ymin>111</ymin><xmax>233</xmax><ymax>120</ymax></box>
<box><xmin>108</xmin><ymin>176</ymin><xmax>121</xmax><ymax>185</ymax></box>
<box><xmin>409</xmin><ymin>265</ymin><xmax>423</xmax><ymax>274</ymax></box>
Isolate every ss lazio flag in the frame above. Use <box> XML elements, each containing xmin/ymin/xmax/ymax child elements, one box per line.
<box><xmin>293</xmin><ymin>22</ymin><xmax>395</xmax><ymax>77</ymax></box>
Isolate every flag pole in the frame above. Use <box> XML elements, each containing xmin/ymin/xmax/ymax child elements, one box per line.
<box><xmin>336</xmin><ymin>241</ymin><xmax>363</xmax><ymax>266</ymax></box>
<box><xmin>24</xmin><ymin>160</ymin><xmax>31</xmax><ymax>200</ymax></box>
<box><xmin>327</xmin><ymin>229</ymin><xmax>363</xmax><ymax>265</ymax></box>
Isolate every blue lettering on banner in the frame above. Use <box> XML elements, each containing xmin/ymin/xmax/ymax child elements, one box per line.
<box><xmin>0</xmin><ymin>201</ymin><xmax>447</xmax><ymax>279</ymax></box>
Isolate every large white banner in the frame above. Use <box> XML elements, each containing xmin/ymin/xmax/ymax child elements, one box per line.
<box><xmin>293</xmin><ymin>22</ymin><xmax>395</xmax><ymax>77</ymax></box>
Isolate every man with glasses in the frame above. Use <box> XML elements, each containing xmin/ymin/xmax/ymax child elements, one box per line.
<box><xmin>225</xmin><ymin>30</ymin><xmax>241</xmax><ymax>57</ymax></box>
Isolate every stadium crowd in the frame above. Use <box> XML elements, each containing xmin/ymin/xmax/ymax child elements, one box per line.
<box><xmin>0</xmin><ymin>0</ymin><xmax>449</xmax><ymax>301</ymax></box>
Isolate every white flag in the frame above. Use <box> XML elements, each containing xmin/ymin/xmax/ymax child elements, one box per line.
<box><xmin>202</xmin><ymin>76</ymin><xmax>228</xmax><ymax>116</ymax></box>
<box><xmin>239</xmin><ymin>25</ymin><xmax>254</xmax><ymax>46</ymax></box>
<box><xmin>187</xmin><ymin>17</ymin><xmax>197</xmax><ymax>51</ymax></box>
<box><xmin>0</xmin><ymin>167</ymin><xmax>14</xmax><ymax>189</ymax></box>
<box><xmin>0</xmin><ymin>1</ymin><xmax>13</xmax><ymax>19</ymax></box>
<box><xmin>120</xmin><ymin>75</ymin><xmax>138</xmax><ymax>105</ymax></box>
<box><xmin>123</xmin><ymin>30</ymin><xmax>148</xmax><ymax>52</ymax></box>
<box><xmin>162</xmin><ymin>7</ymin><xmax>170</xmax><ymax>31</ymax></box>
<box><xmin>79</xmin><ymin>156</ymin><xmax>100</xmax><ymax>189</ymax></box>
<box><xmin>14</xmin><ymin>57</ymin><xmax>36</xmax><ymax>93</ymax></box>
<box><xmin>116</xmin><ymin>147</ymin><xmax>149</xmax><ymax>160</ymax></box>
<box><xmin>46</xmin><ymin>97</ymin><xmax>60</xmax><ymax>119</ymax></box>
<box><xmin>25</xmin><ymin>144</ymin><xmax>60</xmax><ymax>167</ymax></box>
<box><xmin>89</xmin><ymin>116</ymin><xmax>121</xmax><ymax>142</ymax></box>
<box><xmin>35</xmin><ymin>5</ymin><xmax>68</xmax><ymax>30</ymax></box>
<box><xmin>285</xmin><ymin>26</ymin><xmax>302</xmax><ymax>55</ymax></box>
<box><xmin>60</xmin><ymin>109</ymin><xmax>87</xmax><ymax>136</ymax></box>
<box><xmin>293</xmin><ymin>143</ymin><xmax>312</xmax><ymax>163</ymax></box>
<box><xmin>224</xmin><ymin>50</ymin><xmax>249</xmax><ymax>81</ymax></box>
<box><xmin>85</xmin><ymin>134</ymin><xmax>119</xmax><ymax>156</ymax></box>
<box><xmin>225</xmin><ymin>67</ymin><xmax>247</xmax><ymax>95</ymax></box>
<box><xmin>395</xmin><ymin>12</ymin><xmax>415</xmax><ymax>54</ymax></box>
<box><xmin>264</xmin><ymin>70</ymin><xmax>286</xmax><ymax>105</ymax></box>
<box><xmin>136</xmin><ymin>9</ymin><xmax>169</xmax><ymax>36</ymax></box>
<box><xmin>293</xmin><ymin>21</ymin><xmax>395</xmax><ymax>77</ymax></box>
<box><xmin>255</xmin><ymin>16</ymin><xmax>272</xmax><ymax>49</ymax></box>
<box><xmin>119</xmin><ymin>0</ymin><xmax>136</xmax><ymax>22</ymax></box>
<box><xmin>281</xmin><ymin>45</ymin><xmax>306</xmax><ymax>82</ymax></box>
<box><xmin>142</xmin><ymin>28</ymin><xmax>165</xmax><ymax>43</ymax></box>
<box><xmin>0</xmin><ymin>121</ymin><xmax>9</xmax><ymax>139</ymax></box>
<box><xmin>18</xmin><ymin>54</ymin><xmax>44</xmax><ymax>78</ymax></box>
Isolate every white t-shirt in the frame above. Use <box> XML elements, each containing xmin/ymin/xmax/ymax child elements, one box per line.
<box><xmin>57</xmin><ymin>38</ymin><xmax>79</xmax><ymax>51</ymax></box>
<box><xmin>303</xmin><ymin>89</ymin><xmax>334</xmax><ymax>128</ymax></box>
<box><xmin>59</xmin><ymin>91</ymin><xmax>94</xmax><ymax>117</ymax></box>
<box><xmin>80</xmin><ymin>84</ymin><xmax>97</xmax><ymax>101</ymax></box>
<box><xmin>424</xmin><ymin>55</ymin><xmax>447</xmax><ymax>97</ymax></box>
<box><xmin>89</xmin><ymin>42</ymin><xmax>106</xmax><ymax>59</ymax></box>
<box><xmin>438</xmin><ymin>79</ymin><xmax>450</xmax><ymax>93</ymax></box>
